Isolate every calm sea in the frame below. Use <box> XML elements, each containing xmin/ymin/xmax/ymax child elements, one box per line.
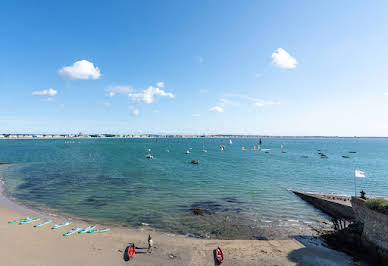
<box><xmin>0</xmin><ymin>138</ymin><xmax>387</xmax><ymax>239</ymax></box>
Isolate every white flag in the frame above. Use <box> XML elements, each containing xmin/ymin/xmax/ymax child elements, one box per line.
<box><xmin>355</xmin><ymin>169</ymin><xmax>366</xmax><ymax>178</ymax></box>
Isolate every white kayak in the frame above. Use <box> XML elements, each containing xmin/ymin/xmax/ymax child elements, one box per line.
<box><xmin>34</xmin><ymin>219</ymin><xmax>53</xmax><ymax>227</ymax></box>
<box><xmin>78</xmin><ymin>225</ymin><xmax>96</xmax><ymax>234</ymax></box>
<box><xmin>19</xmin><ymin>218</ymin><xmax>40</xmax><ymax>224</ymax></box>
<box><xmin>52</xmin><ymin>221</ymin><xmax>72</xmax><ymax>229</ymax></box>
<box><xmin>64</xmin><ymin>227</ymin><xmax>82</xmax><ymax>236</ymax></box>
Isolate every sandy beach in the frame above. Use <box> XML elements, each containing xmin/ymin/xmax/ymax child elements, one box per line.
<box><xmin>0</xmin><ymin>201</ymin><xmax>357</xmax><ymax>266</ymax></box>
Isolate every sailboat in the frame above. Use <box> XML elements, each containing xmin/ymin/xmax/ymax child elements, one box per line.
<box><xmin>229</xmin><ymin>139</ymin><xmax>232</xmax><ymax>145</ymax></box>
<box><xmin>201</xmin><ymin>141</ymin><xmax>207</xmax><ymax>152</ymax></box>
<box><xmin>185</xmin><ymin>150</ymin><xmax>191</xmax><ymax>154</ymax></box>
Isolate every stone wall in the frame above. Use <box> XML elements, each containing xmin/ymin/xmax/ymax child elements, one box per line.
<box><xmin>351</xmin><ymin>197</ymin><xmax>388</xmax><ymax>252</ymax></box>
<box><xmin>292</xmin><ymin>191</ymin><xmax>354</xmax><ymax>219</ymax></box>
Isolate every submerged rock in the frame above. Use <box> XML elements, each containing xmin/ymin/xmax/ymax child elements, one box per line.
<box><xmin>192</xmin><ymin>208</ymin><xmax>211</xmax><ymax>216</ymax></box>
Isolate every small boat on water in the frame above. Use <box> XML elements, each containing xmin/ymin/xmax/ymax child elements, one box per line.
<box><xmin>301</xmin><ymin>155</ymin><xmax>308</xmax><ymax>158</ymax></box>
<box><xmin>87</xmin><ymin>228</ymin><xmax>110</xmax><ymax>234</ymax></box>
<box><xmin>215</xmin><ymin>247</ymin><xmax>224</xmax><ymax>264</ymax></box>
<box><xmin>201</xmin><ymin>142</ymin><xmax>207</xmax><ymax>152</ymax></box>
<box><xmin>229</xmin><ymin>139</ymin><xmax>232</xmax><ymax>145</ymax></box>
<box><xmin>64</xmin><ymin>227</ymin><xmax>82</xmax><ymax>236</ymax></box>
<box><xmin>185</xmin><ymin>150</ymin><xmax>191</xmax><ymax>154</ymax></box>
<box><xmin>19</xmin><ymin>218</ymin><xmax>40</xmax><ymax>224</ymax></box>
<box><xmin>79</xmin><ymin>225</ymin><xmax>96</xmax><ymax>234</ymax></box>
<box><xmin>34</xmin><ymin>219</ymin><xmax>53</xmax><ymax>227</ymax></box>
<box><xmin>191</xmin><ymin>160</ymin><xmax>199</xmax><ymax>165</ymax></box>
<box><xmin>342</xmin><ymin>155</ymin><xmax>350</xmax><ymax>159</ymax></box>
<box><xmin>52</xmin><ymin>221</ymin><xmax>72</xmax><ymax>229</ymax></box>
<box><xmin>146</xmin><ymin>154</ymin><xmax>153</xmax><ymax>159</ymax></box>
<box><xmin>220</xmin><ymin>145</ymin><xmax>225</xmax><ymax>151</ymax></box>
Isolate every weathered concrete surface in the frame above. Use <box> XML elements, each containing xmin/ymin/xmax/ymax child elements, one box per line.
<box><xmin>292</xmin><ymin>191</ymin><xmax>354</xmax><ymax>220</ymax></box>
<box><xmin>351</xmin><ymin>197</ymin><xmax>388</xmax><ymax>254</ymax></box>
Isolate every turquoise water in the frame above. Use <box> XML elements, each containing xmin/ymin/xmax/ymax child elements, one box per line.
<box><xmin>0</xmin><ymin>138</ymin><xmax>387</xmax><ymax>239</ymax></box>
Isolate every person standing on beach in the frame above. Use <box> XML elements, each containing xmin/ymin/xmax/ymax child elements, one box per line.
<box><xmin>148</xmin><ymin>234</ymin><xmax>153</xmax><ymax>253</ymax></box>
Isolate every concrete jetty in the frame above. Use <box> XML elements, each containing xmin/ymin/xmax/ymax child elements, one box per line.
<box><xmin>291</xmin><ymin>190</ymin><xmax>355</xmax><ymax>220</ymax></box>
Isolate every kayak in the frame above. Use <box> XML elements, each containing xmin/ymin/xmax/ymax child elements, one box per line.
<box><xmin>52</xmin><ymin>221</ymin><xmax>72</xmax><ymax>229</ymax></box>
<box><xmin>127</xmin><ymin>244</ymin><xmax>135</xmax><ymax>260</ymax></box>
<box><xmin>87</xmin><ymin>228</ymin><xmax>110</xmax><ymax>234</ymax></box>
<box><xmin>8</xmin><ymin>218</ymin><xmax>31</xmax><ymax>224</ymax></box>
<box><xmin>34</xmin><ymin>219</ymin><xmax>53</xmax><ymax>227</ymax></box>
<box><xmin>19</xmin><ymin>218</ymin><xmax>40</xmax><ymax>224</ymax></box>
<box><xmin>78</xmin><ymin>225</ymin><xmax>96</xmax><ymax>234</ymax></box>
<box><xmin>64</xmin><ymin>227</ymin><xmax>82</xmax><ymax>236</ymax></box>
<box><xmin>216</xmin><ymin>247</ymin><xmax>224</xmax><ymax>264</ymax></box>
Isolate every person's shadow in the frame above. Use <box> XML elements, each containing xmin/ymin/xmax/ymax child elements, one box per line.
<box><xmin>213</xmin><ymin>249</ymin><xmax>221</xmax><ymax>265</ymax></box>
<box><xmin>123</xmin><ymin>246</ymin><xmax>130</xmax><ymax>262</ymax></box>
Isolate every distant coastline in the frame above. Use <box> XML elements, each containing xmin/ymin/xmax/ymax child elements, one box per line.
<box><xmin>1</xmin><ymin>134</ymin><xmax>388</xmax><ymax>140</ymax></box>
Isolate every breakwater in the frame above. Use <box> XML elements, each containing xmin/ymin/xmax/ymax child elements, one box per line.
<box><xmin>291</xmin><ymin>191</ymin><xmax>354</xmax><ymax>220</ymax></box>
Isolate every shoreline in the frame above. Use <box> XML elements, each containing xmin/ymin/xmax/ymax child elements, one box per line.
<box><xmin>0</xmin><ymin>200</ymin><xmax>356</xmax><ymax>266</ymax></box>
<box><xmin>0</xmin><ymin>170</ymin><xmax>358</xmax><ymax>265</ymax></box>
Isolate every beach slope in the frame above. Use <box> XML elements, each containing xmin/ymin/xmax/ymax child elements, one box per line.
<box><xmin>0</xmin><ymin>204</ymin><xmax>355</xmax><ymax>266</ymax></box>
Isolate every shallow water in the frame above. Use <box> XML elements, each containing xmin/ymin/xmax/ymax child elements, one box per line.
<box><xmin>0</xmin><ymin>138</ymin><xmax>387</xmax><ymax>239</ymax></box>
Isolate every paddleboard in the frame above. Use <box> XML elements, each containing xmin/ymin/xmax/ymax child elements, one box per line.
<box><xmin>52</xmin><ymin>221</ymin><xmax>72</xmax><ymax>229</ymax></box>
<box><xmin>34</xmin><ymin>219</ymin><xmax>53</xmax><ymax>227</ymax></box>
<box><xmin>8</xmin><ymin>218</ymin><xmax>31</xmax><ymax>224</ymax></box>
<box><xmin>64</xmin><ymin>227</ymin><xmax>82</xmax><ymax>236</ymax></box>
<box><xmin>19</xmin><ymin>218</ymin><xmax>40</xmax><ymax>224</ymax></box>
<box><xmin>78</xmin><ymin>225</ymin><xmax>96</xmax><ymax>234</ymax></box>
<box><xmin>87</xmin><ymin>228</ymin><xmax>110</xmax><ymax>234</ymax></box>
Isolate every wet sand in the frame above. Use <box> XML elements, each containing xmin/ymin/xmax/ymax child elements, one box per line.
<box><xmin>0</xmin><ymin>202</ymin><xmax>357</xmax><ymax>266</ymax></box>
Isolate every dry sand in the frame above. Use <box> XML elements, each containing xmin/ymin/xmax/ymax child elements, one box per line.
<box><xmin>0</xmin><ymin>202</ymin><xmax>358</xmax><ymax>266</ymax></box>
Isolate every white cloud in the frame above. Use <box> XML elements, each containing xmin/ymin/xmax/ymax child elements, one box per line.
<box><xmin>128</xmin><ymin>86</ymin><xmax>174</xmax><ymax>104</ymax></box>
<box><xmin>384</xmin><ymin>92</ymin><xmax>388</xmax><ymax>96</ymax></box>
<box><xmin>153</xmin><ymin>110</ymin><xmax>160</xmax><ymax>113</ymax></box>
<box><xmin>220</xmin><ymin>98</ymin><xmax>239</xmax><ymax>107</ymax></box>
<box><xmin>132</xmin><ymin>109</ymin><xmax>139</xmax><ymax>116</ymax></box>
<box><xmin>195</xmin><ymin>56</ymin><xmax>204</xmax><ymax>64</ymax></box>
<box><xmin>192</xmin><ymin>113</ymin><xmax>201</xmax><ymax>117</ymax></box>
<box><xmin>222</xmin><ymin>93</ymin><xmax>280</xmax><ymax>107</ymax></box>
<box><xmin>209</xmin><ymin>106</ymin><xmax>224</xmax><ymax>113</ymax></box>
<box><xmin>97</xmin><ymin>102</ymin><xmax>111</xmax><ymax>107</ymax></box>
<box><xmin>105</xmin><ymin>85</ymin><xmax>133</xmax><ymax>97</ymax></box>
<box><xmin>254</xmin><ymin>100</ymin><xmax>279</xmax><ymax>107</ymax></box>
<box><xmin>32</xmin><ymin>88</ymin><xmax>57</xmax><ymax>97</ymax></box>
<box><xmin>271</xmin><ymin>48</ymin><xmax>297</xmax><ymax>69</ymax></box>
<box><xmin>200</xmin><ymin>89</ymin><xmax>208</xmax><ymax>93</ymax></box>
<box><xmin>58</xmin><ymin>60</ymin><xmax>101</xmax><ymax>80</ymax></box>
<box><xmin>156</xmin><ymin>82</ymin><xmax>165</xmax><ymax>88</ymax></box>
<box><xmin>255</xmin><ymin>73</ymin><xmax>262</xmax><ymax>78</ymax></box>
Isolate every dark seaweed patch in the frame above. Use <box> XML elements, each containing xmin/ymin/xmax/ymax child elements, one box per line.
<box><xmin>221</xmin><ymin>197</ymin><xmax>244</xmax><ymax>204</ymax></box>
<box><xmin>82</xmin><ymin>196</ymin><xmax>108</xmax><ymax>208</ymax></box>
<box><xmin>191</xmin><ymin>201</ymin><xmax>223</xmax><ymax>213</ymax></box>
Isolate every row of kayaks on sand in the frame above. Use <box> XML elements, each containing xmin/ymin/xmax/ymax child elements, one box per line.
<box><xmin>8</xmin><ymin>218</ymin><xmax>110</xmax><ymax>236</ymax></box>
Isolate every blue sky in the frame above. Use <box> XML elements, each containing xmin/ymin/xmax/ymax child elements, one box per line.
<box><xmin>1</xmin><ymin>0</ymin><xmax>388</xmax><ymax>136</ymax></box>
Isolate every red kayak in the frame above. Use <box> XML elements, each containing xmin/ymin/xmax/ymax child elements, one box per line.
<box><xmin>127</xmin><ymin>244</ymin><xmax>135</xmax><ymax>260</ymax></box>
<box><xmin>215</xmin><ymin>247</ymin><xmax>224</xmax><ymax>264</ymax></box>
